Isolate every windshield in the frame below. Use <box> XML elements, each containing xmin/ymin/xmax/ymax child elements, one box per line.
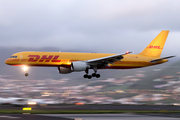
<box><xmin>9</xmin><ymin>56</ymin><xmax>17</xmax><ymax>58</ymax></box>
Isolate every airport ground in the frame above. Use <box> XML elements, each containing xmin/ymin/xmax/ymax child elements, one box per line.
<box><xmin>1</xmin><ymin>104</ymin><xmax>180</xmax><ymax>111</ymax></box>
<box><xmin>1</xmin><ymin>105</ymin><xmax>180</xmax><ymax>119</ymax></box>
<box><xmin>0</xmin><ymin>114</ymin><xmax>180</xmax><ymax>120</ymax></box>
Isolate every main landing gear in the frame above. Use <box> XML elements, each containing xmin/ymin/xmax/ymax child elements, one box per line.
<box><xmin>92</xmin><ymin>73</ymin><xmax>100</xmax><ymax>78</ymax></box>
<box><xmin>83</xmin><ymin>73</ymin><xmax>100</xmax><ymax>79</ymax></box>
<box><xmin>22</xmin><ymin>65</ymin><xmax>29</xmax><ymax>77</ymax></box>
<box><xmin>83</xmin><ymin>66</ymin><xmax>100</xmax><ymax>79</ymax></box>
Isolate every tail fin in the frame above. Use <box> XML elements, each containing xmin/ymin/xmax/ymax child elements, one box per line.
<box><xmin>139</xmin><ymin>30</ymin><xmax>169</xmax><ymax>57</ymax></box>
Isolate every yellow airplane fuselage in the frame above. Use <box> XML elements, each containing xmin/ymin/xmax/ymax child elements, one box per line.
<box><xmin>5</xmin><ymin>51</ymin><xmax>167</xmax><ymax>69</ymax></box>
<box><xmin>5</xmin><ymin>30</ymin><xmax>173</xmax><ymax>78</ymax></box>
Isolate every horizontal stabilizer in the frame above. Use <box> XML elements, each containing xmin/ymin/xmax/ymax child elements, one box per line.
<box><xmin>150</xmin><ymin>56</ymin><xmax>176</xmax><ymax>63</ymax></box>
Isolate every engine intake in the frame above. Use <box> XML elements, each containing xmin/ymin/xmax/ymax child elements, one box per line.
<box><xmin>58</xmin><ymin>61</ymin><xmax>88</xmax><ymax>74</ymax></box>
<box><xmin>71</xmin><ymin>61</ymin><xmax>88</xmax><ymax>71</ymax></box>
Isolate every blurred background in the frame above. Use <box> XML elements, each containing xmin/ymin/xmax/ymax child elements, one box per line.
<box><xmin>0</xmin><ymin>0</ymin><xmax>180</xmax><ymax>106</ymax></box>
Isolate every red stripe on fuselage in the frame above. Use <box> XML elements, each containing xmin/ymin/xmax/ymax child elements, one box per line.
<box><xmin>52</xmin><ymin>56</ymin><xmax>61</xmax><ymax>62</ymax></box>
<box><xmin>39</xmin><ymin>55</ymin><xmax>53</xmax><ymax>62</ymax></box>
<box><xmin>28</xmin><ymin>55</ymin><xmax>40</xmax><ymax>62</ymax></box>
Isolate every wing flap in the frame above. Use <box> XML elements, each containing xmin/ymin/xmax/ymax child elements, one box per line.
<box><xmin>87</xmin><ymin>51</ymin><xmax>133</xmax><ymax>66</ymax></box>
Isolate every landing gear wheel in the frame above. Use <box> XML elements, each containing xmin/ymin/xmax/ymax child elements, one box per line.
<box><xmin>25</xmin><ymin>73</ymin><xmax>29</xmax><ymax>77</ymax></box>
<box><xmin>83</xmin><ymin>74</ymin><xmax>88</xmax><ymax>78</ymax></box>
<box><xmin>88</xmin><ymin>75</ymin><xmax>92</xmax><ymax>79</ymax></box>
<box><xmin>96</xmin><ymin>74</ymin><xmax>100</xmax><ymax>78</ymax></box>
<box><xmin>92</xmin><ymin>73</ymin><xmax>96</xmax><ymax>77</ymax></box>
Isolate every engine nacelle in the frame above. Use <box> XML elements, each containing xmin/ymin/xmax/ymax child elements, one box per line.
<box><xmin>58</xmin><ymin>66</ymin><xmax>72</xmax><ymax>74</ymax></box>
<box><xmin>71</xmin><ymin>61</ymin><xmax>88</xmax><ymax>72</ymax></box>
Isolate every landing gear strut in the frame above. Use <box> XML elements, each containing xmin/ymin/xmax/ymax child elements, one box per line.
<box><xmin>83</xmin><ymin>68</ymin><xmax>92</xmax><ymax>79</ymax></box>
<box><xmin>83</xmin><ymin>66</ymin><xmax>101</xmax><ymax>79</ymax></box>
<box><xmin>91</xmin><ymin>66</ymin><xmax>100</xmax><ymax>78</ymax></box>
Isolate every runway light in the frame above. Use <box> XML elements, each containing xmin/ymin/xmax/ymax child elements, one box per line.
<box><xmin>23</xmin><ymin>107</ymin><xmax>32</xmax><ymax>110</ymax></box>
<box><xmin>76</xmin><ymin>103</ymin><xmax>84</xmax><ymax>105</ymax></box>
<box><xmin>22</xmin><ymin>66</ymin><xmax>28</xmax><ymax>72</ymax></box>
<box><xmin>28</xmin><ymin>101</ymin><xmax>37</xmax><ymax>105</ymax></box>
<box><xmin>41</xmin><ymin>94</ymin><xmax>49</xmax><ymax>96</ymax></box>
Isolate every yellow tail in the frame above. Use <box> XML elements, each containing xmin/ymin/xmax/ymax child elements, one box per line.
<box><xmin>139</xmin><ymin>30</ymin><xmax>169</xmax><ymax>57</ymax></box>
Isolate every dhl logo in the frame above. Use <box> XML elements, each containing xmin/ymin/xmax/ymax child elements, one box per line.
<box><xmin>28</xmin><ymin>55</ymin><xmax>61</xmax><ymax>62</ymax></box>
<box><xmin>147</xmin><ymin>45</ymin><xmax>162</xmax><ymax>49</ymax></box>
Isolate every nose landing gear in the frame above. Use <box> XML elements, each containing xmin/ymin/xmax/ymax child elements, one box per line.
<box><xmin>25</xmin><ymin>73</ymin><xmax>29</xmax><ymax>77</ymax></box>
<box><xmin>22</xmin><ymin>65</ymin><xmax>29</xmax><ymax>77</ymax></box>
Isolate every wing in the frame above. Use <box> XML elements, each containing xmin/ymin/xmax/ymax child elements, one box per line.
<box><xmin>87</xmin><ymin>51</ymin><xmax>133</xmax><ymax>67</ymax></box>
<box><xmin>150</xmin><ymin>56</ymin><xmax>175</xmax><ymax>63</ymax></box>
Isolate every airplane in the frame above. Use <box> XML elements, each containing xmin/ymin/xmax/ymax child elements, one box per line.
<box><xmin>0</xmin><ymin>97</ymin><xmax>58</xmax><ymax>106</ymax></box>
<box><xmin>0</xmin><ymin>97</ymin><xmax>27</xmax><ymax>105</ymax></box>
<box><xmin>5</xmin><ymin>30</ymin><xmax>175</xmax><ymax>79</ymax></box>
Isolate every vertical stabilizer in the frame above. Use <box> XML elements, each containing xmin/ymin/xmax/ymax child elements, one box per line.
<box><xmin>139</xmin><ymin>30</ymin><xmax>169</xmax><ymax>57</ymax></box>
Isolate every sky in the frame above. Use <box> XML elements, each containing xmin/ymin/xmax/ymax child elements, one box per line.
<box><xmin>0</xmin><ymin>0</ymin><xmax>180</xmax><ymax>56</ymax></box>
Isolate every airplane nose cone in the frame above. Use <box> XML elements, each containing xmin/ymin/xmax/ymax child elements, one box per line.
<box><xmin>5</xmin><ymin>59</ymin><xmax>10</xmax><ymax>64</ymax></box>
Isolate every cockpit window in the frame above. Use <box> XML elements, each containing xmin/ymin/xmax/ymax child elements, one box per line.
<box><xmin>9</xmin><ymin>56</ymin><xmax>17</xmax><ymax>58</ymax></box>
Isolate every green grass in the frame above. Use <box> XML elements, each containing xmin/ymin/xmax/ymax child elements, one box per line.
<box><xmin>1</xmin><ymin>110</ymin><xmax>180</xmax><ymax>114</ymax></box>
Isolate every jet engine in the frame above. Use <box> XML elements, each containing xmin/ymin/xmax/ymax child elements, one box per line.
<box><xmin>58</xmin><ymin>61</ymin><xmax>88</xmax><ymax>74</ymax></box>
<box><xmin>58</xmin><ymin>66</ymin><xmax>72</xmax><ymax>74</ymax></box>
<box><xmin>71</xmin><ymin>61</ymin><xmax>88</xmax><ymax>71</ymax></box>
